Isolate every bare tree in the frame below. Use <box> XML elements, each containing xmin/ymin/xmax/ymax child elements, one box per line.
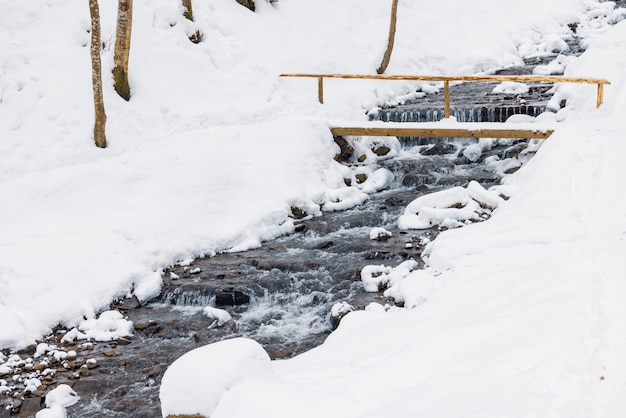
<box><xmin>89</xmin><ymin>0</ymin><xmax>107</xmax><ymax>148</ymax></box>
<box><xmin>377</xmin><ymin>0</ymin><xmax>398</xmax><ymax>74</ymax></box>
<box><xmin>182</xmin><ymin>0</ymin><xmax>203</xmax><ymax>43</ymax></box>
<box><xmin>182</xmin><ymin>0</ymin><xmax>194</xmax><ymax>21</ymax></box>
<box><xmin>112</xmin><ymin>0</ymin><xmax>133</xmax><ymax>101</ymax></box>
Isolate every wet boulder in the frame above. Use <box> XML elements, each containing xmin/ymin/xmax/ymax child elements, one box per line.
<box><xmin>214</xmin><ymin>290</ymin><xmax>250</xmax><ymax>306</ymax></box>
<box><xmin>420</xmin><ymin>143</ymin><xmax>457</xmax><ymax>156</ymax></box>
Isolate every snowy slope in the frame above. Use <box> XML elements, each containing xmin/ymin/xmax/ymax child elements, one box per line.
<box><xmin>161</xmin><ymin>18</ymin><xmax>626</xmax><ymax>418</ymax></box>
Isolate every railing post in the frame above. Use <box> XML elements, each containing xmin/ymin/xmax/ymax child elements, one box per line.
<box><xmin>443</xmin><ymin>80</ymin><xmax>451</xmax><ymax>118</ymax></box>
<box><xmin>318</xmin><ymin>77</ymin><xmax>324</xmax><ymax>104</ymax></box>
<box><xmin>597</xmin><ymin>83</ymin><xmax>604</xmax><ymax>108</ymax></box>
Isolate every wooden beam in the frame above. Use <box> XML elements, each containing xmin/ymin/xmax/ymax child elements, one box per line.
<box><xmin>443</xmin><ymin>80</ymin><xmax>450</xmax><ymax>118</ymax></box>
<box><xmin>280</xmin><ymin>73</ymin><xmax>610</xmax><ymax>86</ymax></box>
<box><xmin>331</xmin><ymin>127</ymin><xmax>554</xmax><ymax>139</ymax></box>
<box><xmin>318</xmin><ymin>77</ymin><xmax>324</xmax><ymax>104</ymax></box>
<box><xmin>281</xmin><ymin>73</ymin><xmax>609</xmax><ymax>109</ymax></box>
<box><xmin>597</xmin><ymin>82</ymin><xmax>604</xmax><ymax>108</ymax></box>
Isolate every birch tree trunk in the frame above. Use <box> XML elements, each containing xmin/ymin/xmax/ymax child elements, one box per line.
<box><xmin>182</xmin><ymin>0</ymin><xmax>194</xmax><ymax>21</ymax></box>
<box><xmin>89</xmin><ymin>0</ymin><xmax>107</xmax><ymax>148</ymax></box>
<box><xmin>377</xmin><ymin>0</ymin><xmax>398</xmax><ymax>74</ymax></box>
<box><xmin>112</xmin><ymin>0</ymin><xmax>133</xmax><ymax>101</ymax></box>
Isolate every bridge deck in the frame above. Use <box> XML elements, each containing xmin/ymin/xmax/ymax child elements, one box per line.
<box><xmin>329</xmin><ymin>121</ymin><xmax>556</xmax><ymax>139</ymax></box>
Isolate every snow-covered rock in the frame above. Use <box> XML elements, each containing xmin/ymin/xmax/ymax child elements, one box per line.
<box><xmin>160</xmin><ymin>338</ymin><xmax>273</xmax><ymax>418</ymax></box>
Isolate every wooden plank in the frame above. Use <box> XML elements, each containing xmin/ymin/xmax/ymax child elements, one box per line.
<box><xmin>330</xmin><ymin>127</ymin><xmax>554</xmax><ymax>139</ymax></box>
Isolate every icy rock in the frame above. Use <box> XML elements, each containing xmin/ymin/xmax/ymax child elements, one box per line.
<box><xmin>35</xmin><ymin>385</ymin><xmax>79</xmax><ymax>417</ymax></box>
<box><xmin>462</xmin><ymin>144</ymin><xmax>482</xmax><ymax>162</ymax></box>
<box><xmin>369</xmin><ymin>227</ymin><xmax>392</xmax><ymax>241</ymax></box>
<box><xmin>203</xmin><ymin>306</ymin><xmax>232</xmax><ymax>327</ymax></box>
<box><xmin>330</xmin><ymin>302</ymin><xmax>355</xmax><ymax>328</ymax></box>
<box><xmin>35</xmin><ymin>343</ymin><xmax>50</xmax><ymax>358</ymax></box>
<box><xmin>420</xmin><ymin>143</ymin><xmax>457</xmax><ymax>156</ymax></box>
<box><xmin>85</xmin><ymin>359</ymin><xmax>98</xmax><ymax>369</ymax></box>
<box><xmin>0</xmin><ymin>365</ymin><xmax>10</xmax><ymax>376</ymax></box>
<box><xmin>358</xmin><ymin>168</ymin><xmax>394</xmax><ymax>194</ymax></box>
<box><xmin>372</xmin><ymin>145</ymin><xmax>391</xmax><ymax>156</ymax></box>
<box><xmin>361</xmin><ymin>260</ymin><xmax>419</xmax><ymax>293</ymax></box>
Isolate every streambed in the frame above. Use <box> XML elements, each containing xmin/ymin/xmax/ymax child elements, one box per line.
<box><xmin>1</xmin><ymin>138</ymin><xmax>531</xmax><ymax>418</ymax></box>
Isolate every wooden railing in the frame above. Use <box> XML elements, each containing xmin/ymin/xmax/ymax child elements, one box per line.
<box><xmin>279</xmin><ymin>73</ymin><xmax>611</xmax><ymax>116</ymax></box>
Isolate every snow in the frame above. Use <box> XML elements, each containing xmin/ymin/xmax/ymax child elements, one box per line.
<box><xmin>203</xmin><ymin>306</ymin><xmax>232</xmax><ymax>327</ymax></box>
<box><xmin>492</xmin><ymin>81</ymin><xmax>531</xmax><ymax>95</ymax></box>
<box><xmin>60</xmin><ymin>310</ymin><xmax>133</xmax><ymax>343</ymax></box>
<box><xmin>2</xmin><ymin>0</ymin><xmax>626</xmax><ymax>416</ymax></box>
<box><xmin>369</xmin><ymin>227</ymin><xmax>392</xmax><ymax>240</ymax></box>
<box><xmin>35</xmin><ymin>384</ymin><xmax>79</xmax><ymax>418</ymax></box>
<box><xmin>159</xmin><ymin>337</ymin><xmax>272</xmax><ymax>418</ymax></box>
<box><xmin>397</xmin><ymin>180</ymin><xmax>505</xmax><ymax>230</ymax></box>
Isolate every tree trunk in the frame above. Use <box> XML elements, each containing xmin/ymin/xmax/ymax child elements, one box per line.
<box><xmin>182</xmin><ymin>0</ymin><xmax>194</xmax><ymax>21</ymax></box>
<box><xmin>89</xmin><ymin>0</ymin><xmax>107</xmax><ymax>148</ymax></box>
<box><xmin>236</xmin><ymin>0</ymin><xmax>255</xmax><ymax>12</ymax></box>
<box><xmin>112</xmin><ymin>0</ymin><xmax>133</xmax><ymax>101</ymax></box>
<box><xmin>377</xmin><ymin>0</ymin><xmax>398</xmax><ymax>74</ymax></box>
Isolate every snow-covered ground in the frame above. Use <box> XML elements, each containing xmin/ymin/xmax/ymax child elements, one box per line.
<box><xmin>2</xmin><ymin>0</ymin><xmax>626</xmax><ymax>416</ymax></box>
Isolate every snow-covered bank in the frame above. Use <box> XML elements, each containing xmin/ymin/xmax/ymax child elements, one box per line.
<box><xmin>160</xmin><ymin>15</ymin><xmax>626</xmax><ymax>418</ymax></box>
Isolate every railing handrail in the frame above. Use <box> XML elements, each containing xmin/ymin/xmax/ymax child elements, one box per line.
<box><xmin>279</xmin><ymin>73</ymin><xmax>610</xmax><ymax>112</ymax></box>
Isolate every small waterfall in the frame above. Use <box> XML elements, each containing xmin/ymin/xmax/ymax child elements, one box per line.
<box><xmin>159</xmin><ymin>286</ymin><xmax>216</xmax><ymax>306</ymax></box>
<box><xmin>372</xmin><ymin>105</ymin><xmax>547</xmax><ymax>123</ymax></box>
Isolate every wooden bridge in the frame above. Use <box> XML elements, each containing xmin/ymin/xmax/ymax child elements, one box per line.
<box><xmin>280</xmin><ymin>73</ymin><xmax>610</xmax><ymax>140</ymax></box>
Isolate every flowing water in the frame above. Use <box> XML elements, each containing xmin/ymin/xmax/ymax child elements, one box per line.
<box><xmin>1</xmin><ymin>140</ymin><xmax>519</xmax><ymax>418</ymax></box>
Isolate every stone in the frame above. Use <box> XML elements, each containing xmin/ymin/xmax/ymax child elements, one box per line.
<box><xmin>330</xmin><ymin>302</ymin><xmax>354</xmax><ymax>329</ymax></box>
<box><xmin>420</xmin><ymin>143</ymin><xmax>457</xmax><ymax>156</ymax></box>
<box><xmin>114</xmin><ymin>295</ymin><xmax>141</xmax><ymax>311</ymax></box>
<box><xmin>142</xmin><ymin>366</ymin><xmax>163</xmax><ymax>379</ymax></box>
<box><xmin>355</xmin><ymin>173</ymin><xmax>367</xmax><ymax>184</ymax></box>
<box><xmin>504</xmin><ymin>165</ymin><xmax>521</xmax><ymax>174</ymax></box>
<box><xmin>373</xmin><ymin>145</ymin><xmax>391</xmax><ymax>156</ymax></box>
<box><xmin>290</xmin><ymin>206</ymin><xmax>307</xmax><ymax>220</ymax></box>
<box><xmin>134</xmin><ymin>320</ymin><xmax>158</xmax><ymax>331</ymax></box>
<box><xmin>116</xmin><ymin>336</ymin><xmax>132</xmax><ymax>346</ymax></box>
<box><xmin>316</xmin><ymin>241</ymin><xmax>334</xmax><ymax>250</ymax></box>
<box><xmin>214</xmin><ymin>290</ymin><xmax>250</xmax><ymax>306</ymax></box>
<box><xmin>503</xmin><ymin>143</ymin><xmax>527</xmax><ymax>159</ymax></box>
<box><xmin>333</xmin><ymin>136</ymin><xmax>354</xmax><ymax>163</ymax></box>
